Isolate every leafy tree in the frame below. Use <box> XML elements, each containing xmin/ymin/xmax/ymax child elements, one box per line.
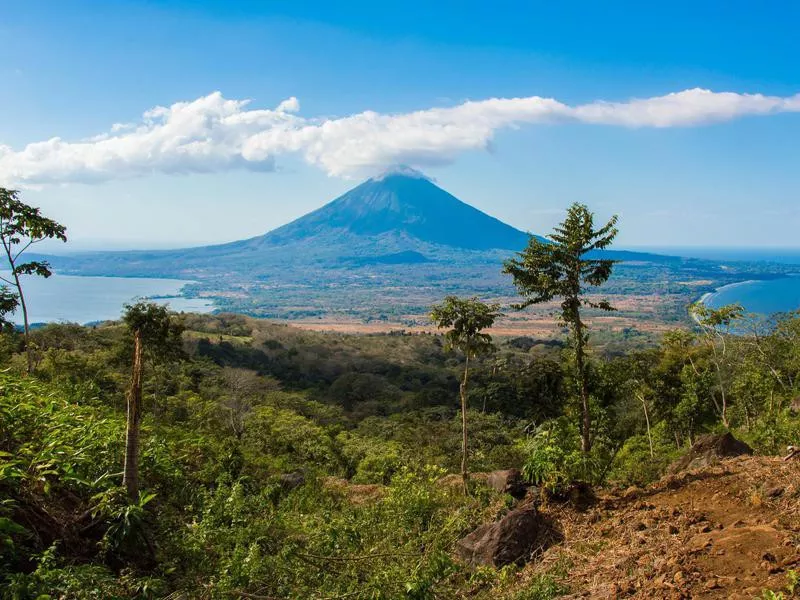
<box><xmin>504</xmin><ymin>202</ymin><xmax>618</xmax><ymax>453</ymax></box>
<box><xmin>430</xmin><ymin>296</ymin><xmax>500</xmax><ymax>493</ymax></box>
<box><xmin>690</xmin><ymin>302</ymin><xmax>744</xmax><ymax>428</ymax></box>
<box><xmin>0</xmin><ymin>188</ymin><xmax>67</xmax><ymax>373</ymax></box>
<box><xmin>0</xmin><ymin>286</ymin><xmax>19</xmax><ymax>331</ymax></box>
<box><xmin>122</xmin><ymin>301</ymin><xmax>184</xmax><ymax>498</ymax></box>
<box><xmin>621</xmin><ymin>352</ymin><xmax>658</xmax><ymax>457</ymax></box>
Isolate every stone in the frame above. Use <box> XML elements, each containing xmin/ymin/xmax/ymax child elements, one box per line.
<box><xmin>667</xmin><ymin>433</ymin><xmax>753</xmax><ymax>474</ymax></box>
<box><xmin>765</xmin><ymin>484</ymin><xmax>785</xmax><ymax>498</ymax></box>
<box><xmin>486</xmin><ymin>468</ymin><xmax>527</xmax><ymax>499</ymax></box>
<box><xmin>455</xmin><ymin>506</ymin><xmax>554</xmax><ymax>567</ymax></box>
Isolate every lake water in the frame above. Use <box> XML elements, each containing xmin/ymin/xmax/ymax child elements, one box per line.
<box><xmin>702</xmin><ymin>276</ymin><xmax>800</xmax><ymax>316</ymax></box>
<box><xmin>3</xmin><ymin>274</ymin><xmax>214</xmax><ymax>325</ymax></box>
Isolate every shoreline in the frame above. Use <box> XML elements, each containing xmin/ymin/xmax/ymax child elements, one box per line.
<box><xmin>6</xmin><ymin>273</ymin><xmax>216</xmax><ymax>326</ymax></box>
<box><xmin>690</xmin><ymin>279</ymin><xmax>758</xmax><ymax>324</ymax></box>
<box><xmin>697</xmin><ymin>279</ymin><xmax>758</xmax><ymax>307</ymax></box>
<box><xmin>692</xmin><ymin>273</ymin><xmax>800</xmax><ymax>323</ymax></box>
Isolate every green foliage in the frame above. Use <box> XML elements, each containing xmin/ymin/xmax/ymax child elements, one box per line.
<box><xmin>503</xmin><ymin>203</ymin><xmax>618</xmax><ymax>315</ymax></box>
<box><xmin>430</xmin><ymin>296</ymin><xmax>501</xmax><ymax>358</ymax></box>
<box><xmin>0</xmin><ymin>287</ymin><xmax>18</xmax><ymax>331</ymax></box>
<box><xmin>3</xmin><ymin>306</ymin><xmax>800</xmax><ymax>598</ymax></box>
<box><xmin>241</xmin><ymin>405</ymin><xmax>340</xmax><ymax>474</ymax></box>
<box><xmin>0</xmin><ymin>187</ymin><xmax>68</xmax><ymax>373</ymax></box>
<box><xmin>506</xmin><ymin>573</ymin><xmax>570</xmax><ymax>600</ymax></box>
<box><xmin>737</xmin><ymin>411</ymin><xmax>800</xmax><ymax>456</ymax></box>
<box><xmin>504</xmin><ymin>203</ymin><xmax>618</xmax><ymax>454</ymax></box>
<box><xmin>760</xmin><ymin>569</ymin><xmax>799</xmax><ymax>599</ymax></box>
<box><xmin>608</xmin><ymin>423</ymin><xmax>682</xmax><ymax>486</ymax></box>
<box><xmin>91</xmin><ymin>488</ymin><xmax>156</xmax><ymax>562</ymax></box>
<box><xmin>521</xmin><ymin>417</ymin><xmax>611</xmax><ymax>492</ymax></box>
<box><xmin>336</xmin><ymin>431</ymin><xmax>404</xmax><ymax>483</ymax></box>
<box><xmin>122</xmin><ymin>301</ymin><xmax>184</xmax><ymax>363</ymax></box>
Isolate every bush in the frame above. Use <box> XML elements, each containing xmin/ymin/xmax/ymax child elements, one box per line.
<box><xmin>738</xmin><ymin>411</ymin><xmax>800</xmax><ymax>456</ymax></box>
<box><xmin>520</xmin><ymin>416</ymin><xmax>613</xmax><ymax>493</ymax></box>
<box><xmin>608</xmin><ymin>423</ymin><xmax>682</xmax><ymax>486</ymax></box>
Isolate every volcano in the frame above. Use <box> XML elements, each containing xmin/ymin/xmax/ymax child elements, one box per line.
<box><xmin>254</xmin><ymin>167</ymin><xmax>537</xmax><ymax>251</ymax></box>
<box><xmin>45</xmin><ymin>167</ymin><xmax>672</xmax><ymax>280</ymax></box>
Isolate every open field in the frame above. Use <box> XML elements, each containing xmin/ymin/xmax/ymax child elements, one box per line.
<box><xmin>284</xmin><ymin>293</ymin><xmax>687</xmax><ymax>337</ymax></box>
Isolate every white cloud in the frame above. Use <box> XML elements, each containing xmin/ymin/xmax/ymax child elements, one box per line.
<box><xmin>1</xmin><ymin>88</ymin><xmax>798</xmax><ymax>186</ymax></box>
<box><xmin>276</xmin><ymin>96</ymin><xmax>301</xmax><ymax>113</ymax></box>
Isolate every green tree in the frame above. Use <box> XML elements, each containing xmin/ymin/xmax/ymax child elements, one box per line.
<box><xmin>690</xmin><ymin>302</ymin><xmax>744</xmax><ymax>428</ymax></box>
<box><xmin>503</xmin><ymin>203</ymin><xmax>618</xmax><ymax>453</ymax></box>
<box><xmin>0</xmin><ymin>286</ymin><xmax>19</xmax><ymax>331</ymax></box>
<box><xmin>430</xmin><ymin>296</ymin><xmax>500</xmax><ymax>493</ymax></box>
<box><xmin>122</xmin><ymin>301</ymin><xmax>184</xmax><ymax>498</ymax></box>
<box><xmin>0</xmin><ymin>188</ymin><xmax>67</xmax><ymax>373</ymax></box>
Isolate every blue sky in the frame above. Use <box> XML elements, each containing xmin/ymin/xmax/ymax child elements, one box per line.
<box><xmin>1</xmin><ymin>0</ymin><xmax>799</xmax><ymax>250</ymax></box>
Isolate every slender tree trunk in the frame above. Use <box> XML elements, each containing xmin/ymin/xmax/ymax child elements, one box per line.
<box><xmin>637</xmin><ymin>391</ymin><xmax>654</xmax><ymax>458</ymax></box>
<box><xmin>708</xmin><ymin>334</ymin><xmax>730</xmax><ymax>429</ymax></box>
<box><xmin>16</xmin><ymin>279</ymin><xmax>32</xmax><ymax>375</ymax></box>
<box><xmin>123</xmin><ymin>329</ymin><xmax>143</xmax><ymax>499</ymax></box>
<box><xmin>574</xmin><ymin>321</ymin><xmax>591</xmax><ymax>453</ymax></box>
<box><xmin>715</xmin><ymin>362</ymin><xmax>729</xmax><ymax>429</ymax></box>
<box><xmin>5</xmin><ymin>257</ymin><xmax>32</xmax><ymax>375</ymax></box>
<box><xmin>460</xmin><ymin>353</ymin><xmax>470</xmax><ymax>495</ymax></box>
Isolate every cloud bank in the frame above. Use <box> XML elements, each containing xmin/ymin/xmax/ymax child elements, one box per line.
<box><xmin>1</xmin><ymin>88</ymin><xmax>799</xmax><ymax>185</ymax></box>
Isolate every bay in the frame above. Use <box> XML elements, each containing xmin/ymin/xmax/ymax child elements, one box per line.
<box><xmin>702</xmin><ymin>275</ymin><xmax>800</xmax><ymax>316</ymax></box>
<box><xmin>2</xmin><ymin>274</ymin><xmax>214</xmax><ymax>325</ymax></box>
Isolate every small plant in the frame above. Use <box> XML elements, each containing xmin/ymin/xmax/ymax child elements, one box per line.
<box><xmin>91</xmin><ymin>487</ymin><xmax>156</xmax><ymax>563</ymax></box>
<box><xmin>761</xmin><ymin>570</ymin><xmax>799</xmax><ymax>599</ymax></box>
<box><xmin>521</xmin><ymin>418</ymin><xmax>604</xmax><ymax>494</ymax></box>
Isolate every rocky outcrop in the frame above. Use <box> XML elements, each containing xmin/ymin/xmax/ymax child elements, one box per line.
<box><xmin>667</xmin><ymin>432</ymin><xmax>753</xmax><ymax>474</ymax></box>
<box><xmin>456</xmin><ymin>506</ymin><xmax>556</xmax><ymax>567</ymax></box>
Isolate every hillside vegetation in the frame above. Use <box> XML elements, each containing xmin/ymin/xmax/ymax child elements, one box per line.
<box><xmin>0</xmin><ymin>309</ymin><xmax>799</xmax><ymax>598</ymax></box>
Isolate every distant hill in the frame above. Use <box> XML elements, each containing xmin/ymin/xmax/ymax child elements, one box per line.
<box><xmin>45</xmin><ymin>167</ymin><xmax>675</xmax><ymax>280</ymax></box>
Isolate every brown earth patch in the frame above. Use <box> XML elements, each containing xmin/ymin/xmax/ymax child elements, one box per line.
<box><xmin>512</xmin><ymin>456</ymin><xmax>800</xmax><ymax>598</ymax></box>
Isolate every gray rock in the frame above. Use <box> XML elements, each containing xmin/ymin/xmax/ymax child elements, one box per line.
<box><xmin>486</xmin><ymin>468</ymin><xmax>527</xmax><ymax>498</ymax></box>
<box><xmin>668</xmin><ymin>433</ymin><xmax>753</xmax><ymax>474</ymax></box>
<box><xmin>456</xmin><ymin>506</ymin><xmax>554</xmax><ymax>567</ymax></box>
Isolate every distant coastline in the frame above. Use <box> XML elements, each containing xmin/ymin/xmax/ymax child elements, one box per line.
<box><xmin>6</xmin><ymin>273</ymin><xmax>215</xmax><ymax>325</ymax></box>
<box><xmin>697</xmin><ymin>279</ymin><xmax>758</xmax><ymax>307</ymax></box>
<box><xmin>691</xmin><ymin>280</ymin><xmax>755</xmax><ymax>324</ymax></box>
<box><xmin>693</xmin><ymin>274</ymin><xmax>800</xmax><ymax>322</ymax></box>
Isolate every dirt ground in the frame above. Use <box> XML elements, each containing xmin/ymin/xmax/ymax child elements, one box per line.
<box><xmin>523</xmin><ymin>455</ymin><xmax>800</xmax><ymax>598</ymax></box>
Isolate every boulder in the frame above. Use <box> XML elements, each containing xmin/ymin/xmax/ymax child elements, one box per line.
<box><xmin>667</xmin><ymin>433</ymin><xmax>753</xmax><ymax>474</ymax></box>
<box><xmin>456</xmin><ymin>506</ymin><xmax>553</xmax><ymax>567</ymax></box>
<box><xmin>486</xmin><ymin>469</ymin><xmax>527</xmax><ymax>498</ymax></box>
